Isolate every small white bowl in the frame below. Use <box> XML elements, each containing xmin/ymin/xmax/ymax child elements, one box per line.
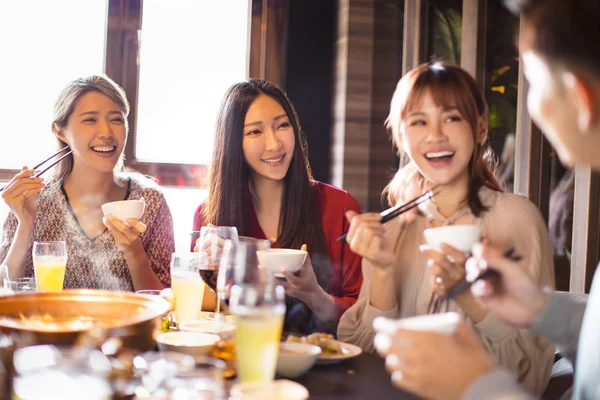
<box><xmin>375</xmin><ymin>312</ymin><xmax>460</xmax><ymax>336</ymax></box>
<box><xmin>276</xmin><ymin>342</ymin><xmax>321</xmax><ymax>378</ymax></box>
<box><xmin>423</xmin><ymin>224</ymin><xmax>481</xmax><ymax>254</ymax></box>
<box><xmin>195</xmin><ymin>311</ymin><xmax>235</xmax><ymax>324</ymax></box>
<box><xmin>230</xmin><ymin>379</ymin><xmax>309</xmax><ymax>400</ymax></box>
<box><xmin>178</xmin><ymin>320</ymin><xmax>236</xmax><ymax>339</ymax></box>
<box><xmin>257</xmin><ymin>249</ymin><xmax>308</xmax><ymax>278</ymax></box>
<box><xmin>156</xmin><ymin>331</ymin><xmax>220</xmax><ymax>357</ymax></box>
<box><xmin>101</xmin><ymin>200</ymin><xmax>145</xmax><ymax>226</ymax></box>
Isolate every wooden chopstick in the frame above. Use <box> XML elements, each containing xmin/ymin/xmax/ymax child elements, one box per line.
<box><xmin>32</xmin><ymin>149</ymin><xmax>73</xmax><ymax>178</ymax></box>
<box><xmin>337</xmin><ymin>187</ymin><xmax>438</xmax><ymax>243</ymax></box>
<box><xmin>0</xmin><ymin>147</ymin><xmax>72</xmax><ymax>192</ymax></box>
<box><xmin>32</xmin><ymin>146</ymin><xmax>71</xmax><ymax>170</ymax></box>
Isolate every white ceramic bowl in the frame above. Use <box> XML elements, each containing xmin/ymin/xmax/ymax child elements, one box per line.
<box><xmin>178</xmin><ymin>320</ymin><xmax>236</xmax><ymax>339</ymax></box>
<box><xmin>101</xmin><ymin>200</ymin><xmax>145</xmax><ymax>226</ymax></box>
<box><xmin>156</xmin><ymin>331</ymin><xmax>220</xmax><ymax>357</ymax></box>
<box><xmin>276</xmin><ymin>342</ymin><xmax>322</xmax><ymax>378</ymax></box>
<box><xmin>375</xmin><ymin>312</ymin><xmax>460</xmax><ymax>336</ymax></box>
<box><xmin>256</xmin><ymin>249</ymin><xmax>308</xmax><ymax>278</ymax></box>
<box><xmin>423</xmin><ymin>224</ymin><xmax>481</xmax><ymax>254</ymax></box>
<box><xmin>230</xmin><ymin>379</ymin><xmax>309</xmax><ymax>400</ymax></box>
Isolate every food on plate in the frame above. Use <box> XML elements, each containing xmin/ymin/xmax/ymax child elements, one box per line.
<box><xmin>210</xmin><ymin>339</ymin><xmax>237</xmax><ymax>379</ymax></box>
<box><xmin>285</xmin><ymin>332</ymin><xmax>343</xmax><ymax>355</ymax></box>
<box><xmin>160</xmin><ymin>316</ymin><xmax>173</xmax><ymax>333</ymax></box>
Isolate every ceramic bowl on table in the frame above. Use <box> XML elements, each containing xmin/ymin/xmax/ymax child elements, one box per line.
<box><xmin>230</xmin><ymin>379</ymin><xmax>309</xmax><ymax>400</ymax></box>
<box><xmin>101</xmin><ymin>200</ymin><xmax>145</xmax><ymax>226</ymax></box>
<box><xmin>276</xmin><ymin>342</ymin><xmax>322</xmax><ymax>378</ymax></box>
<box><xmin>374</xmin><ymin>312</ymin><xmax>461</xmax><ymax>336</ymax></box>
<box><xmin>178</xmin><ymin>320</ymin><xmax>236</xmax><ymax>339</ymax></box>
<box><xmin>423</xmin><ymin>224</ymin><xmax>481</xmax><ymax>254</ymax></box>
<box><xmin>256</xmin><ymin>249</ymin><xmax>308</xmax><ymax>278</ymax></box>
<box><xmin>156</xmin><ymin>331</ymin><xmax>220</xmax><ymax>357</ymax></box>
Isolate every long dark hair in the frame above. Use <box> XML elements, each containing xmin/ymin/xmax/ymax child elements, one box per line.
<box><xmin>203</xmin><ymin>80</ymin><xmax>332</xmax><ymax>332</ymax></box>
<box><xmin>384</xmin><ymin>62</ymin><xmax>502</xmax><ymax>216</ymax></box>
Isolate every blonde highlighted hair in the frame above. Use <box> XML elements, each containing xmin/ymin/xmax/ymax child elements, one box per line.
<box><xmin>50</xmin><ymin>75</ymin><xmax>130</xmax><ymax>183</ymax></box>
<box><xmin>384</xmin><ymin>62</ymin><xmax>501</xmax><ymax>216</ymax></box>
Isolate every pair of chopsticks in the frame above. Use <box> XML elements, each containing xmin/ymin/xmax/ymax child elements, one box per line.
<box><xmin>443</xmin><ymin>247</ymin><xmax>523</xmax><ymax>301</ymax></box>
<box><xmin>337</xmin><ymin>186</ymin><xmax>439</xmax><ymax>243</ymax></box>
<box><xmin>0</xmin><ymin>146</ymin><xmax>73</xmax><ymax>192</ymax></box>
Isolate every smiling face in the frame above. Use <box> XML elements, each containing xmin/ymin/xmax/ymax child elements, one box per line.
<box><xmin>400</xmin><ymin>90</ymin><xmax>478</xmax><ymax>188</ymax></box>
<box><xmin>53</xmin><ymin>91</ymin><xmax>127</xmax><ymax>174</ymax></box>
<box><xmin>242</xmin><ymin>94</ymin><xmax>295</xmax><ymax>183</ymax></box>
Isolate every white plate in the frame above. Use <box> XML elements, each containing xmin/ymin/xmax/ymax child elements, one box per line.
<box><xmin>316</xmin><ymin>341</ymin><xmax>362</xmax><ymax>365</ymax></box>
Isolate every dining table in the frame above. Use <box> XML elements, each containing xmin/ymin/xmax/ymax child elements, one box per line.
<box><xmin>289</xmin><ymin>352</ymin><xmax>421</xmax><ymax>399</ymax></box>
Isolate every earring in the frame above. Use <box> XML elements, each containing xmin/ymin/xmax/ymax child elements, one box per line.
<box><xmin>578</xmin><ymin>112</ymin><xmax>591</xmax><ymax>134</ymax></box>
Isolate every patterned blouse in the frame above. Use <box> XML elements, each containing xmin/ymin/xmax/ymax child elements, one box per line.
<box><xmin>0</xmin><ymin>174</ymin><xmax>174</xmax><ymax>291</ymax></box>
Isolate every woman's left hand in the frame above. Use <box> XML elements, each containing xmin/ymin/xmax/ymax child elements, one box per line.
<box><xmin>280</xmin><ymin>244</ymin><xmax>320</xmax><ymax>302</ymax></box>
<box><xmin>103</xmin><ymin>213</ymin><xmax>147</xmax><ymax>254</ymax></box>
<box><xmin>420</xmin><ymin>243</ymin><xmax>467</xmax><ymax>297</ymax></box>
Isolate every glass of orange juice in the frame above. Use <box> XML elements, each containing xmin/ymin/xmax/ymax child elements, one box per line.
<box><xmin>32</xmin><ymin>241</ymin><xmax>67</xmax><ymax>292</ymax></box>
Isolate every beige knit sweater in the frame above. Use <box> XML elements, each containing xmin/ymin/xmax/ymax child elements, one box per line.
<box><xmin>337</xmin><ymin>188</ymin><xmax>556</xmax><ymax>395</ymax></box>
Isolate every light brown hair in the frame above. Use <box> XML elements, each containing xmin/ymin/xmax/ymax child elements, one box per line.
<box><xmin>50</xmin><ymin>75</ymin><xmax>130</xmax><ymax>183</ymax></box>
<box><xmin>384</xmin><ymin>62</ymin><xmax>501</xmax><ymax>216</ymax></box>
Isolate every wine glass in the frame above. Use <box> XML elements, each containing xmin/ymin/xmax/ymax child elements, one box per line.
<box><xmin>196</xmin><ymin>226</ymin><xmax>238</xmax><ymax>316</ymax></box>
<box><xmin>217</xmin><ymin>236</ymin><xmax>272</xmax><ymax>310</ymax></box>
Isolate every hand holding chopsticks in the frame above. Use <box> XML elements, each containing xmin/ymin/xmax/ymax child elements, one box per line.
<box><xmin>337</xmin><ymin>186</ymin><xmax>439</xmax><ymax>243</ymax></box>
<box><xmin>0</xmin><ymin>146</ymin><xmax>72</xmax><ymax>193</ymax></box>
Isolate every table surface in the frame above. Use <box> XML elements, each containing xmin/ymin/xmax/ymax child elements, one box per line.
<box><xmin>290</xmin><ymin>352</ymin><xmax>421</xmax><ymax>400</ymax></box>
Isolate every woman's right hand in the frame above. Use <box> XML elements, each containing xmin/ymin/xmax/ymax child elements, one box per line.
<box><xmin>345</xmin><ymin>211</ymin><xmax>396</xmax><ymax>269</ymax></box>
<box><xmin>1</xmin><ymin>167</ymin><xmax>44</xmax><ymax>225</ymax></box>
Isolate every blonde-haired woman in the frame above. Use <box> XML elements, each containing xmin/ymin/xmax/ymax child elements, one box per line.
<box><xmin>0</xmin><ymin>75</ymin><xmax>173</xmax><ymax>291</ymax></box>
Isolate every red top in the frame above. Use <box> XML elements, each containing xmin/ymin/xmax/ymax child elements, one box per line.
<box><xmin>191</xmin><ymin>181</ymin><xmax>363</xmax><ymax>321</ymax></box>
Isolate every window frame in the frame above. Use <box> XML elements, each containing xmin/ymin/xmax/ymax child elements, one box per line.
<box><xmin>105</xmin><ymin>0</ymin><xmax>287</xmax><ymax>187</ymax></box>
<box><xmin>0</xmin><ymin>0</ymin><xmax>287</xmax><ymax>187</ymax></box>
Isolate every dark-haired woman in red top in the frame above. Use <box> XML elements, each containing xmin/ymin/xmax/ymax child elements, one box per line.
<box><xmin>192</xmin><ymin>80</ymin><xmax>362</xmax><ymax>334</ymax></box>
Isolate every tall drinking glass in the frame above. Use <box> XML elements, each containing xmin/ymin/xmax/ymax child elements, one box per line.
<box><xmin>32</xmin><ymin>241</ymin><xmax>67</xmax><ymax>292</ymax></box>
<box><xmin>197</xmin><ymin>226</ymin><xmax>238</xmax><ymax>317</ymax></box>
<box><xmin>170</xmin><ymin>253</ymin><xmax>207</xmax><ymax>325</ymax></box>
<box><xmin>229</xmin><ymin>284</ymin><xmax>285</xmax><ymax>384</ymax></box>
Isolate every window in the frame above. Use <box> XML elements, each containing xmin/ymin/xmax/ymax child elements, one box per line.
<box><xmin>427</xmin><ymin>0</ymin><xmax>462</xmax><ymax>63</ymax></box>
<box><xmin>0</xmin><ymin>0</ymin><xmax>108</xmax><ymax>170</ymax></box>
<box><xmin>135</xmin><ymin>0</ymin><xmax>250</xmax><ymax>165</ymax></box>
<box><xmin>160</xmin><ymin>186</ymin><xmax>207</xmax><ymax>252</ymax></box>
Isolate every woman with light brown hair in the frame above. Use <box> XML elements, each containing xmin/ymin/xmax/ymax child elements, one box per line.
<box><xmin>337</xmin><ymin>62</ymin><xmax>555</xmax><ymax>395</ymax></box>
<box><xmin>0</xmin><ymin>75</ymin><xmax>173</xmax><ymax>291</ymax></box>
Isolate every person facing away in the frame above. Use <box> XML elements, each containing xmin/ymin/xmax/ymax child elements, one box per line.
<box><xmin>192</xmin><ymin>79</ymin><xmax>362</xmax><ymax>335</ymax></box>
<box><xmin>0</xmin><ymin>75</ymin><xmax>173</xmax><ymax>291</ymax></box>
<box><xmin>337</xmin><ymin>61</ymin><xmax>556</xmax><ymax>395</ymax></box>
<box><xmin>372</xmin><ymin>1</ymin><xmax>600</xmax><ymax>399</ymax></box>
